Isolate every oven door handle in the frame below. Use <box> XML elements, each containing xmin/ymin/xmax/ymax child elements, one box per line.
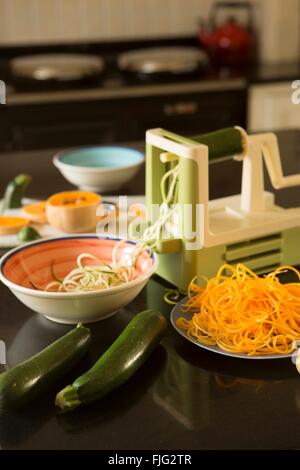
<box><xmin>163</xmin><ymin>101</ymin><xmax>199</xmax><ymax>116</ymax></box>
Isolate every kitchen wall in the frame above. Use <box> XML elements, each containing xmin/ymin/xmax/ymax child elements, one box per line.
<box><xmin>0</xmin><ymin>0</ymin><xmax>299</xmax><ymax>63</ymax></box>
<box><xmin>0</xmin><ymin>0</ymin><xmax>214</xmax><ymax>44</ymax></box>
<box><xmin>259</xmin><ymin>0</ymin><xmax>300</xmax><ymax>63</ymax></box>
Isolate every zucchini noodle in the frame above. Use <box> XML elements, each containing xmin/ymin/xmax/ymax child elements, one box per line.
<box><xmin>44</xmin><ymin>240</ymin><xmax>146</xmax><ymax>293</ymax></box>
<box><xmin>131</xmin><ymin>162</ymin><xmax>179</xmax><ymax>250</ymax></box>
<box><xmin>164</xmin><ymin>289</ymin><xmax>181</xmax><ymax>305</ymax></box>
<box><xmin>176</xmin><ymin>263</ymin><xmax>300</xmax><ymax>356</ymax></box>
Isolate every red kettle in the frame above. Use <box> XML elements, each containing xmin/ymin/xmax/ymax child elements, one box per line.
<box><xmin>199</xmin><ymin>1</ymin><xmax>256</xmax><ymax>67</ymax></box>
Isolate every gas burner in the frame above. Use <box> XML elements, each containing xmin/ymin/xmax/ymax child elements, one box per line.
<box><xmin>10</xmin><ymin>53</ymin><xmax>105</xmax><ymax>91</ymax></box>
<box><xmin>118</xmin><ymin>46</ymin><xmax>209</xmax><ymax>83</ymax></box>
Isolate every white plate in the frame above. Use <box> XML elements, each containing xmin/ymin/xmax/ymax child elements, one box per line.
<box><xmin>171</xmin><ymin>297</ymin><xmax>294</xmax><ymax>360</ymax></box>
<box><xmin>0</xmin><ymin>195</ymin><xmax>145</xmax><ymax>249</ymax></box>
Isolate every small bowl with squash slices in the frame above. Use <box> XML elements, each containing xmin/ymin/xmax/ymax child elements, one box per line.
<box><xmin>0</xmin><ymin>235</ymin><xmax>158</xmax><ymax>324</ymax></box>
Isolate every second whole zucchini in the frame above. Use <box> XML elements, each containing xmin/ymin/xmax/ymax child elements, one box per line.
<box><xmin>55</xmin><ymin>309</ymin><xmax>167</xmax><ymax>411</ymax></box>
<box><xmin>0</xmin><ymin>324</ymin><xmax>91</xmax><ymax>410</ymax></box>
<box><xmin>2</xmin><ymin>174</ymin><xmax>31</xmax><ymax>212</ymax></box>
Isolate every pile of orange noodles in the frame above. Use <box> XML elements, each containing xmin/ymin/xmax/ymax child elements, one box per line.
<box><xmin>176</xmin><ymin>263</ymin><xmax>300</xmax><ymax>356</ymax></box>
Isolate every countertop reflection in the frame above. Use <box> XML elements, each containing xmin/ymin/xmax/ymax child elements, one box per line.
<box><xmin>1</xmin><ymin>274</ymin><xmax>300</xmax><ymax>450</ymax></box>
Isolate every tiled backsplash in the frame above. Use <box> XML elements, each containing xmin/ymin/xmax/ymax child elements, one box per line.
<box><xmin>0</xmin><ymin>0</ymin><xmax>213</xmax><ymax>44</ymax></box>
<box><xmin>0</xmin><ymin>0</ymin><xmax>299</xmax><ymax>63</ymax></box>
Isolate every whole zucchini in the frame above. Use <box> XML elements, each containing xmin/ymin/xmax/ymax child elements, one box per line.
<box><xmin>2</xmin><ymin>174</ymin><xmax>31</xmax><ymax>212</ymax></box>
<box><xmin>56</xmin><ymin>310</ymin><xmax>167</xmax><ymax>411</ymax></box>
<box><xmin>0</xmin><ymin>324</ymin><xmax>91</xmax><ymax>409</ymax></box>
<box><xmin>18</xmin><ymin>225</ymin><xmax>41</xmax><ymax>243</ymax></box>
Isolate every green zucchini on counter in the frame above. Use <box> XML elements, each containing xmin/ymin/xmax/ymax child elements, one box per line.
<box><xmin>2</xmin><ymin>174</ymin><xmax>31</xmax><ymax>212</ymax></box>
<box><xmin>56</xmin><ymin>310</ymin><xmax>167</xmax><ymax>412</ymax></box>
<box><xmin>18</xmin><ymin>225</ymin><xmax>41</xmax><ymax>242</ymax></box>
<box><xmin>0</xmin><ymin>324</ymin><xmax>91</xmax><ymax>410</ymax></box>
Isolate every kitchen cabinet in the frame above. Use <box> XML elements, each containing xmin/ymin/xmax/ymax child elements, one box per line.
<box><xmin>2</xmin><ymin>86</ymin><xmax>246</xmax><ymax>153</ymax></box>
<box><xmin>248</xmin><ymin>82</ymin><xmax>300</xmax><ymax>132</ymax></box>
<box><xmin>129</xmin><ymin>89</ymin><xmax>247</xmax><ymax>139</ymax></box>
<box><xmin>0</xmin><ymin>106</ymin><xmax>13</xmax><ymax>152</ymax></box>
<box><xmin>6</xmin><ymin>101</ymin><xmax>128</xmax><ymax>151</ymax></box>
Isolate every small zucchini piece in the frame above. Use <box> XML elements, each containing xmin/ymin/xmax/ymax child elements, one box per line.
<box><xmin>56</xmin><ymin>310</ymin><xmax>167</xmax><ymax>411</ymax></box>
<box><xmin>18</xmin><ymin>225</ymin><xmax>41</xmax><ymax>243</ymax></box>
<box><xmin>2</xmin><ymin>174</ymin><xmax>31</xmax><ymax>212</ymax></box>
<box><xmin>0</xmin><ymin>324</ymin><xmax>91</xmax><ymax>410</ymax></box>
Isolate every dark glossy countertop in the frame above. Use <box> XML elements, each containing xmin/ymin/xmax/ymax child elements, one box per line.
<box><xmin>1</xmin><ymin>276</ymin><xmax>300</xmax><ymax>451</ymax></box>
<box><xmin>2</xmin><ymin>130</ymin><xmax>300</xmax><ymax>450</ymax></box>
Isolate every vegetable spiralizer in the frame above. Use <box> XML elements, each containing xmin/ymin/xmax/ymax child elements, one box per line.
<box><xmin>145</xmin><ymin>127</ymin><xmax>300</xmax><ymax>290</ymax></box>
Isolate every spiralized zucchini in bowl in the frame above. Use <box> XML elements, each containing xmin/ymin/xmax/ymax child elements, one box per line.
<box><xmin>0</xmin><ymin>236</ymin><xmax>158</xmax><ymax>324</ymax></box>
<box><xmin>44</xmin><ymin>240</ymin><xmax>146</xmax><ymax>293</ymax></box>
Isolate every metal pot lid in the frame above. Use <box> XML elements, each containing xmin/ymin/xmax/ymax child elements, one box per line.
<box><xmin>118</xmin><ymin>47</ymin><xmax>208</xmax><ymax>74</ymax></box>
<box><xmin>10</xmin><ymin>53</ymin><xmax>105</xmax><ymax>81</ymax></box>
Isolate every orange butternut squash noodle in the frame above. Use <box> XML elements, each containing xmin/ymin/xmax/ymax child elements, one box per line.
<box><xmin>176</xmin><ymin>263</ymin><xmax>300</xmax><ymax>356</ymax></box>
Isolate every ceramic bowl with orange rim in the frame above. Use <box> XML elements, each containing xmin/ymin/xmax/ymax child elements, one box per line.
<box><xmin>0</xmin><ymin>236</ymin><xmax>158</xmax><ymax>324</ymax></box>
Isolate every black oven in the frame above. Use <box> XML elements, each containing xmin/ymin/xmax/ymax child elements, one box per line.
<box><xmin>2</xmin><ymin>83</ymin><xmax>246</xmax><ymax>152</ymax></box>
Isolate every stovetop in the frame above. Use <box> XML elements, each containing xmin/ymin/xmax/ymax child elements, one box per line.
<box><xmin>1</xmin><ymin>36</ymin><xmax>300</xmax><ymax>103</ymax></box>
<box><xmin>0</xmin><ymin>36</ymin><xmax>251</xmax><ymax>98</ymax></box>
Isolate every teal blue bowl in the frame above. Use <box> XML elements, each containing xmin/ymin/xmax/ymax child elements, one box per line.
<box><xmin>53</xmin><ymin>146</ymin><xmax>144</xmax><ymax>192</ymax></box>
<box><xmin>57</xmin><ymin>146</ymin><xmax>144</xmax><ymax>168</ymax></box>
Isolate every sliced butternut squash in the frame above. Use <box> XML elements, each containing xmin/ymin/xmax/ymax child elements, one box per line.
<box><xmin>22</xmin><ymin>201</ymin><xmax>47</xmax><ymax>225</ymax></box>
<box><xmin>0</xmin><ymin>216</ymin><xmax>29</xmax><ymax>235</ymax></box>
<box><xmin>46</xmin><ymin>191</ymin><xmax>102</xmax><ymax>233</ymax></box>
